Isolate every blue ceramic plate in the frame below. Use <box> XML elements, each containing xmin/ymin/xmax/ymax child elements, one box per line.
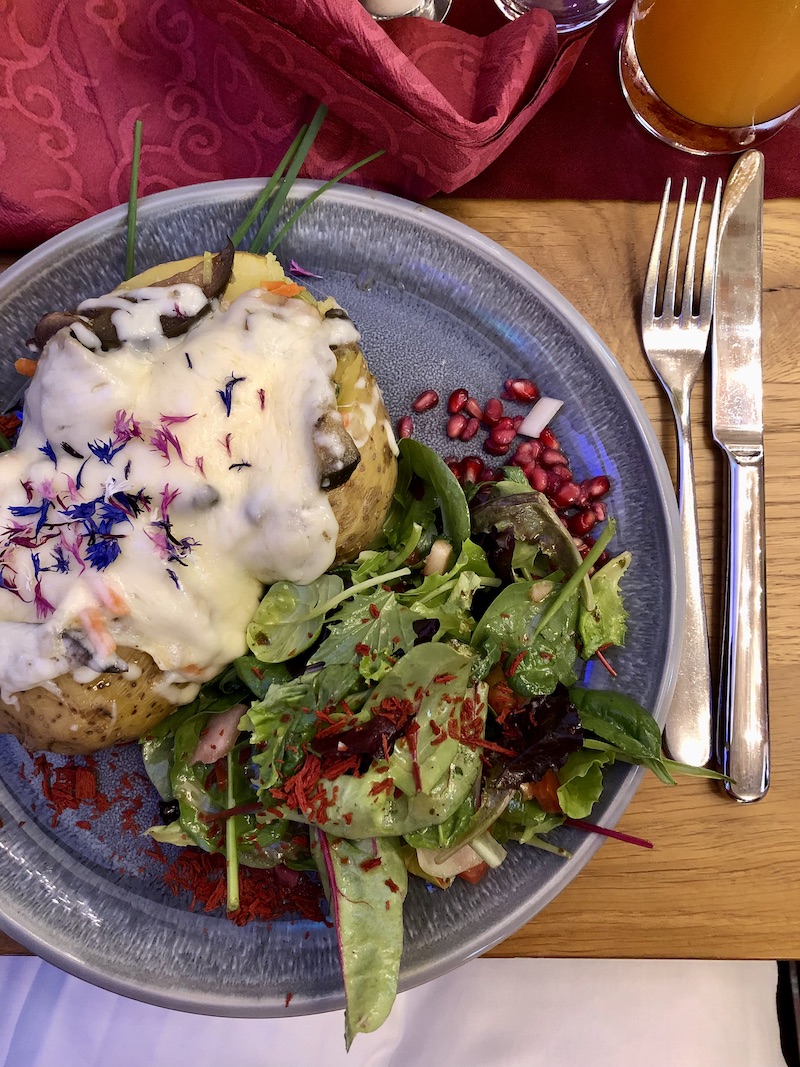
<box><xmin>0</xmin><ymin>182</ymin><xmax>683</xmax><ymax>1016</ymax></box>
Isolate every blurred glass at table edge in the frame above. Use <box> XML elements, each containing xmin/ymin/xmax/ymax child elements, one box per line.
<box><xmin>358</xmin><ymin>0</ymin><xmax>451</xmax><ymax>21</ymax></box>
<box><xmin>494</xmin><ymin>0</ymin><xmax>619</xmax><ymax>35</ymax></box>
<box><xmin>619</xmin><ymin>0</ymin><xmax>800</xmax><ymax>155</ymax></box>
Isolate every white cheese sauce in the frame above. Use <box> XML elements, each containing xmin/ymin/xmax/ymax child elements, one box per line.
<box><xmin>0</xmin><ymin>284</ymin><xmax>360</xmax><ymax>703</ymax></box>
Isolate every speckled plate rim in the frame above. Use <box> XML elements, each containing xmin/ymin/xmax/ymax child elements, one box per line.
<box><xmin>0</xmin><ymin>180</ymin><xmax>685</xmax><ymax>1014</ymax></box>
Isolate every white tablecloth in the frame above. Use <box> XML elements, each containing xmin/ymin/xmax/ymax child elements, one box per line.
<box><xmin>0</xmin><ymin>957</ymin><xmax>786</xmax><ymax>1067</ymax></box>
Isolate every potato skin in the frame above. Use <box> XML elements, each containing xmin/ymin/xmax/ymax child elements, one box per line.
<box><xmin>2</xmin><ymin>254</ymin><xmax>397</xmax><ymax>753</ymax></box>
<box><xmin>0</xmin><ymin>649</ymin><xmax>194</xmax><ymax>755</ymax></box>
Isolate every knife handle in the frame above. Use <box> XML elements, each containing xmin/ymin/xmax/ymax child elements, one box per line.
<box><xmin>664</xmin><ymin>402</ymin><xmax>712</xmax><ymax>767</ymax></box>
<box><xmin>718</xmin><ymin>451</ymin><xmax>770</xmax><ymax>802</ymax></box>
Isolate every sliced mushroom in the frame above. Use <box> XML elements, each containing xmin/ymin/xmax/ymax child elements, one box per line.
<box><xmin>30</xmin><ymin>241</ymin><xmax>235</xmax><ymax>353</ymax></box>
<box><xmin>314</xmin><ymin>411</ymin><xmax>361</xmax><ymax>491</ymax></box>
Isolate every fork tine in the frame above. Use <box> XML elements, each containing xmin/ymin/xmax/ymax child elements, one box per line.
<box><xmin>663</xmin><ymin>177</ymin><xmax>687</xmax><ymax>317</ymax></box>
<box><xmin>643</xmin><ymin>178</ymin><xmax>672</xmax><ymax>321</ymax></box>
<box><xmin>680</xmin><ymin>177</ymin><xmax>706</xmax><ymax>323</ymax></box>
<box><xmin>697</xmin><ymin>177</ymin><xmax>722</xmax><ymax>333</ymax></box>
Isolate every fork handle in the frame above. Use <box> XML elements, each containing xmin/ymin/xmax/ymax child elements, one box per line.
<box><xmin>717</xmin><ymin>451</ymin><xmax>770</xmax><ymax>802</ymax></box>
<box><xmin>664</xmin><ymin>401</ymin><xmax>713</xmax><ymax>767</ymax></box>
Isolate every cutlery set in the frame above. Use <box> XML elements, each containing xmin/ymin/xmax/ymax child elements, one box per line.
<box><xmin>641</xmin><ymin>151</ymin><xmax>769</xmax><ymax>800</ymax></box>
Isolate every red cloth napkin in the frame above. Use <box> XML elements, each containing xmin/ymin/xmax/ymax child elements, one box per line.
<box><xmin>1</xmin><ymin>0</ymin><xmax>798</xmax><ymax>250</ymax></box>
<box><xmin>0</xmin><ymin>0</ymin><xmax>583</xmax><ymax>248</ymax></box>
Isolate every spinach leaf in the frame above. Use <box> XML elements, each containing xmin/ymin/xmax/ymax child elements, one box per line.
<box><xmin>233</xmin><ymin>655</ymin><xmax>291</xmax><ymax>699</ymax></box>
<box><xmin>569</xmin><ymin>686</ymin><xmax>662</xmax><ymax>761</ymax></box>
<box><xmin>246</xmin><ymin>575</ymin><xmax>344</xmax><ymax>662</ymax></box>
<box><xmin>396</xmin><ymin>438</ymin><xmax>471</xmax><ymax>555</ymax></box>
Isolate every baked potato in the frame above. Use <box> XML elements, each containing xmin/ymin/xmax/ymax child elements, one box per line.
<box><xmin>0</xmin><ymin>250</ymin><xmax>397</xmax><ymax>753</ymax></box>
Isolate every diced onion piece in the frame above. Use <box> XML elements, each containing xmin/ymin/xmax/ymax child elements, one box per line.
<box><xmin>416</xmin><ymin>843</ymin><xmax>484</xmax><ymax>880</ymax></box>
<box><xmin>517</xmin><ymin>397</ymin><xmax>563</xmax><ymax>439</ymax></box>
<box><xmin>422</xmin><ymin>539</ymin><xmax>452</xmax><ymax>576</ymax></box>
<box><xmin>191</xmin><ymin>703</ymin><xmax>247</xmax><ymax>765</ymax></box>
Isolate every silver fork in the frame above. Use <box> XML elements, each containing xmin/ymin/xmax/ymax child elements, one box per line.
<box><xmin>641</xmin><ymin>176</ymin><xmax>722</xmax><ymax>768</ymax></box>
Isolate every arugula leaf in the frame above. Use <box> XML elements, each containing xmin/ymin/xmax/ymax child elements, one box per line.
<box><xmin>314</xmin><ymin>586</ymin><xmax>420</xmax><ymax>681</ymax></box>
<box><xmin>402</xmin><ymin>794</ymin><xmax>475</xmax><ymax>850</ymax></box>
<box><xmin>247</xmin><ymin>666</ymin><xmax>364</xmax><ymax>792</ymax></box>
<box><xmin>579</xmin><ymin>552</ymin><xmax>631</xmax><ymax>659</ymax></box>
<box><xmin>472</xmin><ymin>580</ymin><xmax>580</xmax><ymax>696</ymax></box>
<box><xmin>311</xmin><ymin>831</ymin><xmax>407</xmax><ymax>1047</ymax></box>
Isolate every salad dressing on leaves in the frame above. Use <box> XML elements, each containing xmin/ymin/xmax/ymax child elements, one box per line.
<box><xmin>0</xmin><ymin>284</ymin><xmax>359</xmax><ymax>704</ymax></box>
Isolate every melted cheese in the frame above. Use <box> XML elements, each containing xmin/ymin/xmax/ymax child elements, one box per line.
<box><xmin>0</xmin><ymin>285</ymin><xmax>360</xmax><ymax>702</ymax></box>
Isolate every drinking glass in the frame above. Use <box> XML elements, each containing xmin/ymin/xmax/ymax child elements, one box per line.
<box><xmin>620</xmin><ymin>0</ymin><xmax>800</xmax><ymax>155</ymax></box>
<box><xmin>495</xmin><ymin>0</ymin><xmax>618</xmax><ymax>34</ymax></box>
<box><xmin>359</xmin><ymin>0</ymin><xmax>450</xmax><ymax>20</ymax></box>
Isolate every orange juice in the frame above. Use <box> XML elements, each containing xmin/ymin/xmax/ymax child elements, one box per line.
<box><xmin>632</xmin><ymin>0</ymin><xmax>800</xmax><ymax>128</ymax></box>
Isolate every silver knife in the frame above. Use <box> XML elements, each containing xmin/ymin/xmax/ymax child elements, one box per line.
<box><xmin>711</xmin><ymin>150</ymin><xmax>770</xmax><ymax>802</ymax></box>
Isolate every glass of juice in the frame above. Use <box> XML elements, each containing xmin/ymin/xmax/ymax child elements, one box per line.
<box><xmin>619</xmin><ymin>0</ymin><xmax>800</xmax><ymax>154</ymax></box>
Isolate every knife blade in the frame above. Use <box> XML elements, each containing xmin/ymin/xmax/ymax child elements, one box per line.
<box><xmin>711</xmin><ymin>149</ymin><xmax>769</xmax><ymax>802</ymax></box>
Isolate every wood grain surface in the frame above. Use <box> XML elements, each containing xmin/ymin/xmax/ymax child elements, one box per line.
<box><xmin>0</xmin><ymin>199</ymin><xmax>797</xmax><ymax>960</ymax></box>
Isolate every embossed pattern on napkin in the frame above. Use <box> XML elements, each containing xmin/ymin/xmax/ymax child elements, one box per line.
<box><xmin>0</xmin><ymin>0</ymin><xmax>582</xmax><ymax>247</ymax></box>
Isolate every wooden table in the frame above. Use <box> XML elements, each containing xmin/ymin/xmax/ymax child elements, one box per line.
<box><xmin>1</xmin><ymin>199</ymin><xmax>798</xmax><ymax>960</ymax></box>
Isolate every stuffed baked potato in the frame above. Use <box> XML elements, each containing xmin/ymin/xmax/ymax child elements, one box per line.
<box><xmin>0</xmin><ymin>249</ymin><xmax>397</xmax><ymax>753</ymax></box>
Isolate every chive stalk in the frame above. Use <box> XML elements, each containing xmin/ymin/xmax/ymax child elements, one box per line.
<box><xmin>250</xmin><ymin>104</ymin><xmax>329</xmax><ymax>255</ymax></box>
<box><xmin>266</xmin><ymin>150</ymin><xmax>385</xmax><ymax>254</ymax></box>
<box><xmin>231</xmin><ymin>125</ymin><xmax>309</xmax><ymax>249</ymax></box>
<box><xmin>225</xmin><ymin>750</ymin><xmax>240</xmax><ymax>912</ymax></box>
<box><xmin>125</xmin><ymin>119</ymin><xmax>143</xmax><ymax>280</ymax></box>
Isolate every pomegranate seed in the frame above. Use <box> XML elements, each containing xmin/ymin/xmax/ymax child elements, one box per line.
<box><xmin>539</xmin><ymin>427</ymin><xmax>560</xmax><ymax>450</ymax></box>
<box><xmin>551</xmin><ymin>481</ymin><xmax>582</xmax><ymax>508</ymax></box>
<box><xmin>550</xmin><ymin>464</ymin><xmax>573</xmax><ymax>482</ymax></box>
<box><xmin>489</xmin><ymin>424</ymin><xmax>517</xmax><ymax>447</ymax></box>
<box><xmin>445</xmin><ymin>457</ymin><xmax>462</xmax><ymax>478</ymax></box>
<box><xmin>526</xmin><ymin>465</ymin><xmax>549</xmax><ymax>493</ymax></box>
<box><xmin>481</xmin><ymin>466</ymin><xmax>501</xmax><ymax>481</ymax></box>
<box><xmin>494</xmin><ymin>416</ymin><xmax>515</xmax><ymax>432</ymax></box>
<box><xmin>597</xmin><ymin>550</ymin><xmax>611</xmax><ymax>568</ymax></box>
<box><xmin>547</xmin><ymin>471</ymin><xmax>564</xmax><ymax>496</ymax></box>
<box><xmin>483</xmin><ymin>437</ymin><xmax>510</xmax><ymax>457</ymax></box>
<box><xmin>567</xmin><ymin>510</ymin><xmax>597</xmax><ymax>536</ymax></box>
<box><xmin>583</xmin><ymin>475</ymin><xmax>611</xmax><ymax>500</ymax></box>
<box><xmin>461</xmin><ymin>456</ymin><xmax>483</xmax><ymax>484</ymax></box>
<box><xmin>540</xmin><ymin>448</ymin><xmax>568</xmax><ymax>468</ymax></box>
<box><xmin>592</xmin><ymin>501</ymin><xmax>607</xmax><ymax>522</ymax></box>
<box><xmin>447</xmin><ymin>414</ymin><xmax>468</xmax><ymax>438</ymax></box>
<box><xmin>412</xmin><ymin>389</ymin><xmax>439</xmax><ymax>413</ymax></box>
<box><xmin>482</xmin><ymin>397</ymin><xmax>504</xmax><ymax>427</ymax></box>
<box><xmin>460</xmin><ymin>417</ymin><xmax>480</xmax><ymax>442</ymax></box>
<box><xmin>397</xmin><ymin>415</ymin><xmax>413</xmax><ymax>439</ymax></box>
<box><xmin>505</xmin><ymin>378</ymin><xmax>539</xmax><ymax>403</ymax></box>
<box><xmin>464</xmin><ymin>398</ymin><xmax>483</xmax><ymax>420</ymax></box>
<box><xmin>447</xmin><ymin>388</ymin><xmax>469</xmax><ymax>415</ymax></box>
<box><xmin>511</xmin><ymin>415</ymin><xmax>525</xmax><ymax>430</ymax></box>
<box><xmin>512</xmin><ymin>441</ymin><xmax>537</xmax><ymax>465</ymax></box>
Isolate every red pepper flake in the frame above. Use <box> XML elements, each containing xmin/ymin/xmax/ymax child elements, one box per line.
<box><xmin>433</xmin><ymin>673</ymin><xmax>457</xmax><ymax>684</ymax></box>
<box><xmin>506</xmin><ymin>651</ymin><xmax>526</xmax><ymax>678</ymax></box>
<box><xmin>285</xmin><ymin>992</ymin><xmax>293</xmax><ymax>1008</ymax></box>
<box><xmin>75</xmin><ymin>819</ymin><xmax>91</xmax><ymax>831</ymax></box>
<box><xmin>368</xmin><ymin>603</ymin><xmax>380</xmax><ymax>620</ymax></box>
<box><xmin>74</xmin><ymin>766</ymin><xmax>96</xmax><ymax>800</ymax></box>
<box><xmin>406</xmin><ymin>721</ymin><xmax>422</xmax><ymax>792</ymax></box>
<box><xmin>359</xmin><ymin>856</ymin><xmax>382</xmax><ymax>871</ymax></box>
<box><xmin>385</xmin><ymin>878</ymin><xmax>399</xmax><ymax>893</ymax></box>
<box><xmin>368</xmin><ymin>777</ymin><xmax>394</xmax><ymax>797</ymax></box>
<box><xmin>161</xmin><ymin>849</ymin><xmax>325</xmax><ymax>925</ymax></box>
<box><xmin>355</xmin><ymin>642</ymin><xmax>371</xmax><ymax>657</ymax></box>
<box><xmin>343</xmin><ymin>812</ymin><xmax>353</xmax><ymax>825</ymax></box>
